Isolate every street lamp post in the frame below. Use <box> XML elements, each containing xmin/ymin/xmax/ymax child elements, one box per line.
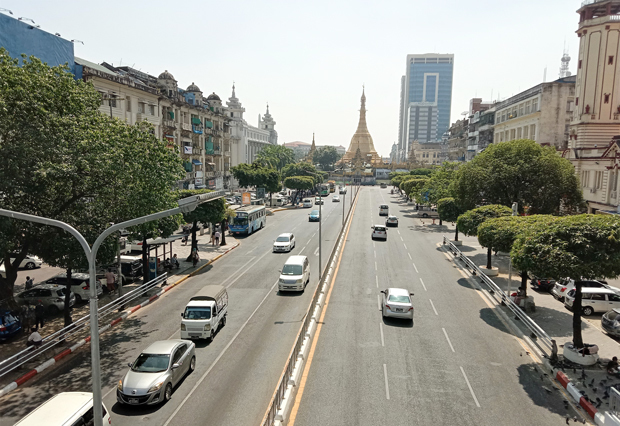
<box><xmin>0</xmin><ymin>192</ymin><xmax>218</xmax><ymax>426</ymax></box>
<box><xmin>319</xmin><ymin>193</ymin><xmax>322</xmax><ymax>278</ymax></box>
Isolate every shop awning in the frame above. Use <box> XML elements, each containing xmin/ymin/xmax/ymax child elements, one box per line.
<box><xmin>206</xmin><ymin>162</ymin><xmax>216</xmax><ymax>166</ymax></box>
<box><xmin>192</xmin><ymin>159</ymin><xmax>203</xmax><ymax>165</ymax></box>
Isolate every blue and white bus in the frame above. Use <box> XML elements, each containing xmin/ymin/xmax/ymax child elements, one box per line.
<box><xmin>229</xmin><ymin>205</ymin><xmax>267</xmax><ymax>235</ymax></box>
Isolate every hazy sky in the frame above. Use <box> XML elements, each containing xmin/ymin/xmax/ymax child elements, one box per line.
<box><xmin>4</xmin><ymin>0</ymin><xmax>580</xmax><ymax>157</ymax></box>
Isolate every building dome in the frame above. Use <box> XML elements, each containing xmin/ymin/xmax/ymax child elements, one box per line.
<box><xmin>158</xmin><ymin>70</ymin><xmax>175</xmax><ymax>80</ymax></box>
<box><xmin>206</xmin><ymin>92</ymin><xmax>221</xmax><ymax>101</ymax></box>
<box><xmin>186</xmin><ymin>82</ymin><xmax>201</xmax><ymax>92</ymax></box>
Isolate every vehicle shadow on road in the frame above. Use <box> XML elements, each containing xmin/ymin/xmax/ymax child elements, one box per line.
<box><xmin>382</xmin><ymin>317</ymin><xmax>414</xmax><ymax>328</ymax></box>
<box><xmin>516</xmin><ymin>363</ymin><xmax>582</xmax><ymax>419</ymax></box>
<box><xmin>277</xmin><ymin>291</ymin><xmax>304</xmax><ymax>297</ymax></box>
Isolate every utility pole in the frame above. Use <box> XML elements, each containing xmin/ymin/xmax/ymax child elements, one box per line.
<box><xmin>319</xmin><ymin>193</ymin><xmax>322</xmax><ymax>278</ymax></box>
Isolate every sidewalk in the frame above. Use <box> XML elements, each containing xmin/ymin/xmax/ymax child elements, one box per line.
<box><xmin>436</xmin><ymin>220</ymin><xmax>620</xmax><ymax>420</ymax></box>
<box><xmin>0</xmin><ymin>230</ymin><xmax>238</xmax><ymax>390</ymax></box>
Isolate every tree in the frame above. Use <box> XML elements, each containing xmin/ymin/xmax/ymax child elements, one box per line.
<box><xmin>282</xmin><ymin>163</ymin><xmax>322</xmax><ymax>185</ymax></box>
<box><xmin>254</xmin><ymin>145</ymin><xmax>295</xmax><ymax>171</ymax></box>
<box><xmin>409</xmin><ymin>168</ymin><xmax>433</xmax><ymax>176</ymax></box>
<box><xmin>456</xmin><ymin>205</ymin><xmax>512</xmax><ymax>269</ymax></box>
<box><xmin>313</xmin><ymin>146</ymin><xmax>342</xmax><ymax>171</ymax></box>
<box><xmin>478</xmin><ymin>215</ymin><xmax>558</xmax><ymax>298</ymax></box>
<box><xmin>437</xmin><ymin>198</ymin><xmax>464</xmax><ymax>241</ymax></box>
<box><xmin>511</xmin><ymin>214</ymin><xmax>620</xmax><ymax>348</ymax></box>
<box><xmin>230</xmin><ymin>163</ymin><xmax>281</xmax><ymax>197</ymax></box>
<box><xmin>451</xmin><ymin>139</ymin><xmax>585</xmax><ymax>213</ymax></box>
<box><xmin>417</xmin><ymin>162</ymin><xmax>458</xmax><ymax>206</ymax></box>
<box><xmin>403</xmin><ymin>178</ymin><xmax>430</xmax><ymax>203</ymax></box>
<box><xmin>177</xmin><ymin>189</ymin><xmax>226</xmax><ymax>257</ymax></box>
<box><xmin>0</xmin><ymin>50</ymin><xmax>184</xmax><ymax>309</ymax></box>
<box><xmin>284</xmin><ymin>176</ymin><xmax>314</xmax><ymax>204</ymax></box>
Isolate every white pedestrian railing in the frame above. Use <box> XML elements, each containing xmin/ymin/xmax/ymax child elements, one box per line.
<box><xmin>442</xmin><ymin>236</ymin><xmax>553</xmax><ymax>355</ymax></box>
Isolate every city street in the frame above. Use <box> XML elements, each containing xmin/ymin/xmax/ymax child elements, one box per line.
<box><xmin>289</xmin><ymin>187</ymin><xmax>580</xmax><ymax>426</ymax></box>
<box><xmin>0</xmin><ymin>192</ymin><xmax>352</xmax><ymax>426</ymax></box>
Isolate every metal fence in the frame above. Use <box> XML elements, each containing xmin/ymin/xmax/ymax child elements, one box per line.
<box><xmin>442</xmin><ymin>236</ymin><xmax>553</xmax><ymax>355</ymax></box>
<box><xmin>0</xmin><ymin>273</ymin><xmax>168</xmax><ymax>379</ymax></box>
<box><xmin>260</xmin><ymin>187</ymin><xmax>359</xmax><ymax>426</ymax></box>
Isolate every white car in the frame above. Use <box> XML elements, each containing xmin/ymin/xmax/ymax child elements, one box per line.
<box><xmin>302</xmin><ymin>199</ymin><xmax>313</xmax><ymax>208</ymax></box>
<box><xmin>381</xmin><ymin>288</ymin><xmax>414</xmax><ymax>320</ymax></box>
<box><xmin>332</xmin><ymin>195</ymin><xmax>340</xmax><ymax>202</ymax></box>
<box><xmin>315</xmin><ymin>197</ymin><xmax>324</xmax><ymax>205</ymax></box>
<box><xmin>551</xmin><ymin>278</ymin><xmax>619</xmax><ymax>302</ymax></box>
<box><xmin>10</xmin><ymin>255</ymin><xmax>43</xmax><ymax>270</ymax></box>
<box><xmin>273</xmin><ymin>233</ymin><xmax>296</xmax><ymax>253</ymax></box>
<box><xmin>371</xmin><ymin>225</ymin><xmax>388</xmax><ymax>240</ymax></box>
<box><xmin>379</xmin><ymin>204</ymin><xmax>389</xmax><ymax>216</ymax></box>
<box><xmin>385</xmin><ymin>215</ymin><xmax>398</xmax><ymax>227</ymax></box>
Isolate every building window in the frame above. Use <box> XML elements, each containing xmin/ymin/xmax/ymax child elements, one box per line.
<box><xmin>579</xmin><ymin>59</ymin><xmax>582</xmax><ymax>69</ymax></box>
<box><xmin>517</xmin><ymin>127</ymin><xmax>522</xmax><ymax>139</ymax></box>
<box><xmin>126</xmin><ymin>96</ymin><xmax>131</xmax><ymax>112</ymax></box>
<box><xmin>138</xmin><ymin>103</ymin><xmax>145</xmax><ymax>114</ymax></box>
<box><xmin>524</xmin><ymin>125</ymin><xmax>529</xmax><ymax>139</ymax></box>
<box><xmin>99</xmin><ymin>92</ymin><xmax>105</xmax><ymax>106</ymax></box>
<box><xmin>605</xmin><ymin>94</ymin><xmax>610</xmax><ymax>103</ymax></box>
<box><xmin>501</xmin><ymin>112</ymin><xmax>506</xmax><ymax>122</ymax></box>
<box><xmin>609</xmin><ymin>56</ymin><xmax>614</xmax><ymax>65</ymax></box>
<box><xmin>530</xmin><ymin>124</ymin><xmax>536</xmax><ymax>141</ymax></box>
<box><xmin>519</xmin><ymin>103</ymin><xmax>524</xmax><ymax>117</ymax></box>
<box><xmin>595</xmin><ymin>171</ymin><xmax>603</xmax><ymax>189</ymax></box>
<box><xmin>525</xmin><ymin>101</ymin><xmax>531</xmax><ymax>114</ymax></box>
<box><xmin>510</xmin><ymin>129</ymin><xmax>516</xmax><ymax>140</ymax></box>
<box><xmin>532</xmin><ymin>98</ymin><xmax>538</xmax><ymax>112</ymax></box>
<box><xmin>576</xmin><ymin>97</ymin><xmax>579</xmax><ymax>106</ymax></box>
<box><xmin>149</xmin><ymin>105</ymin><xmax>155</xmax><ymax>115</ymax></box>
<box><xmin>582</xmin><ymin>170</ymin><xmax>589</xmax><ymax>187</ymax></box>
<box><xmin>109</xmin><ymin>96</ymin><xmax>117</xmax><ymax>108</ymax></box>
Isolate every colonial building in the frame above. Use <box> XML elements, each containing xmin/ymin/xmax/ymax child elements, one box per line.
<box><xmin>493</xmin><ymin>75</ymin><xmax>576</xmax><ymax>149</ymax></box>
<box><xmin>341</xmin><ymin>89</ymin><xmax>381</xmax><ymax>165</ymax></box>
<box><xmin>467</xmin><ymin>105</ymin><xmax>495</xmax><ymax>161</ymax></box>
<box><xmin>447</xmin><ymin>119</ymin><xmax>468</xmax><ymax>162</ymax></box>
<box><xmin>565</xmin><ymin>0</ymin><xmax>620</xmax><ymax>214</ymax></box>
<box><xmin>410</xmin><ymin>140</ymin><xmax>445</xmax><ymax>165</ymax></box>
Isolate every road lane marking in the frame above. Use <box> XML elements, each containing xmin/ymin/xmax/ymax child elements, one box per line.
<box><xmin>375</xmin><ymin>275</ymin><xmax>378</xmax><ymax>288</ymax></box>
<box><xmin>163</xmin><ymin>279</ymin><xmax>280</xmax><ymax>426</ymax></box>
<box><xmin>312</xmin><ymin>232</ymin><xmax>316</xmax><ymax>238</ymax></box>
<box><xmin>375</xmin><ymin>261</ymin><xmax>377</xmax><ymax>271</ymax></box>
<box><xmin>225</xmin><ymin>252</ymin><xmax>271</xmax><ymax>289</ymax></box>
<box><xmin>413</xmin><ymin>263</ymin><xmax>418</xmax><ymax>273</ymax></box>
<box><xmin>443</xmin><ymin>328</ymin><xmax>455</xmax><ymax>352</ymax></box>
<box><xmin>299</xmin><ymin>244</ymin><xmax>308</xmax><ymax>254</ymax></box>
<box><xmin>220</xmin><ymin>256</ymin><xmax>257</xmax><ymax>287</ymax></box>
<box><xmin>397</xmin><ymin>230</ymin><xmax>400</xmax><ymax>235</ymax></box>
<box><xmin>460</xmin><ymin>366</ymin><xmax>481</xmax><ymax>408</ymax></box>
<box><xmin>429</xmin><ymin>299</ymin><xmax>438</xmax><ymax>316</ymax></box>
<box><xmin>420</xmin><ymin>278</ymin><xmax>427</xmax><ymax>291</ymax></box>
<box><xmin>400</xmin><ymin>236</ymin><xmax>403</xmax><ymax>242</ymax></box>
<box><xmin>314</xmin><ymin>247</ymin><xmax>319</xmax><ymax>256</ymax></box>
<box><xmin>379</xmin><ymin>323</ymin><xmax>385</xmax><ymax>347</ymax></box>
<box><xmin>403</xmin><ymin>243</ymin><xmax>407</xmax><ymax>250</ymax></box>
<box><xmin>407</xmin><ymin>253</ymin><xmax>412</xmax><ymax>260</ymax></box>
<box><xmin>373</xmin><ymin>242</ymin><xmax>375</xmax><ymax>248</ymax></box>
<box><xmin>383</xmin><ymin>364</ymin><xmax>390</xmax><ymax>400</ymax></box>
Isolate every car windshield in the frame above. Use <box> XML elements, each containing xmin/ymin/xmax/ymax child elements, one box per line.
<box><xmin>311</xmin><ymin>210</ymin><xmax>319</xmax><ymax>215</ymax></box>
<box><xmin>233</xmin><ymin>217</ymin><xmax>248</xmax><ymax>226</ymax></box>
<box><xmin>184</xmin><ymin>307</ymin><xmax>211</xmax><ymax>320</ymax></box>
<box><xmin>276</xmin><ymin>236</ymin><xmax>290</xmax><ymax>242</ymax></box>
<box><xmin>388</xmin><ymin>295</ymin><xmax>410</xmax><ymax>304</ymax></box>
<box><xmin>282</xmin><ymin>264</ymin><xmax>303</xmax><ymax>275</ymax></box>
<box><xmin>132</xmin><ymin>353</ymin><xmax>170</xmax><ymax>373</ymax></box>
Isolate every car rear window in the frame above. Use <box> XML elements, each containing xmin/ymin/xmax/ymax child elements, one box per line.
<box><xmin>388</xmin><ymin>295</ymin><xmax>410</xmax><ymax>304</ymax></box>
<box><xmin>380</xmin><ymin>205</ymin><xmax>388</xmax><ymax>209</ymax></box>
<box><xmin>375</xmin><ymin>226</ymin><xmax>386</xmax><ymax>231</ymax></box>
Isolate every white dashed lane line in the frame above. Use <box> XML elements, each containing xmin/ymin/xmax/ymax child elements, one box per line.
<box><xmin>420</xmin><ymin>278</ymin><xmax>427</xmax><ymax>291</ymax></box>
<box><xmin>403</xmin><ymin>243</ymin><xmax>407</xmax><ymax>250</ymax></box>
<box><xmin>413</xmin><ymin>263</ymin><xmax>418</xmax><ymax>273</ymax></box>
<box><xmin>383</xmin><ymin>364</ymin><xmax>390</xmax><ymax>400</ymax></box>
<box><xmin>460</xmin><ymin>366</ymin><xmax>481</xmax><ymax>408</ymax></box>
<box><xmin>407</xmin><ymin>253</ymin><xmax>412</xmax><ymax>260</ymax></box>
<box><xmin>429</xmin><ymin>299</ymin><xmax>438</xmax><ymax>316</ymax></box>
<box><xmin>443</xmin><ymin>328</ymin><xmax>456</xmax><ymax>353</ymax></box>
<box><xmin>379</xmin><ymin>323</ymin><xmax>385</xmax><ymax>347</ymax></box>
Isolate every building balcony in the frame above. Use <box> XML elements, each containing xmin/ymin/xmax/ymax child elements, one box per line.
<box><xmin>224</xmin><ymin>150</ymin><xmax>231</xmax><ymax>156</ymax></box>
<box><xmin>181</xmin><ymin>123</ymin><xmax>192</xmax><ymax>131</ymax></box>
<box><xmin>213</xmin><ymin>149</ymin><xmax>221</xmax><ymax>155</ymax></box>
<box><xmin>164</xmin><ymin>120</ymin><xmax>176</xmax><ymax>129</ymax></box>
<box><xmin>192</xmin><ymin>125</ymin><xmax>203</xmax><ymax>134</ymax></box>
<box><xmin>205</xmin><ymin>171</ymin><xmax>215</xmax><ymax>178</ymax></box>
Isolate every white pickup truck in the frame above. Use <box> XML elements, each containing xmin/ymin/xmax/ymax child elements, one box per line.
<box><xmin>180</xmin><ymin>285</ymin><xmax>228</xmax><ymax>342</ymax></box>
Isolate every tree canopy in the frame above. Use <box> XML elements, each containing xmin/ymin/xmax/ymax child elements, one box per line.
<box><xmin>230</xmin><ymin>162</ymin><xmax>281</xmax><ymax>192</ymax></box>
<box><xmin>284</xmin><ymin>176</ymin><xmax>315</xmax><ymax>191</ymax></box>
<box><xmin>451</xmin><ymin>139</ymin><xmax>585</xmax><ymax>214</ymax></box>
<box><xmin>417</xmin><ymin>162</ymin><xmax>458</xmax><ymax>205</ymax></box>
<box><xmin>254</xmin><ymin>145</ymin><xmax>295</xmax><ymax>171</ymax></box>
<box><xmin>313</xmin><ymin>146</ymin><xmax>342</xmax><ymax>171</ymax></box>
<box><xmin>282</xmin><ymin>162</ymin><xmax>322</xmax><ymax>185</ymax></box>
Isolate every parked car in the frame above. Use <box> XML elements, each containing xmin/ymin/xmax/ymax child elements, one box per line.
<box><xmin>551</xmin><ymin>278</ymin><xmax>619</xmax><ymax>302</ymax></box>
<box><xmin>273</xmin><ymin>233</ymin><xmax>296</xmax><ymax>253</ymax></box>
<box><xmin>16</xmin><ymin>284</ymin><xmax>76</xmax><ymax>315</ymax></box>
<box><xmin>0</xmin><ymin>310</ymin><xmax>21</xmax><ymax>341</ymax></box>
<box><xmin>564</xmin><ymin>288</ymin><xmax>620</xmax><ymax>316</ymax></box>
<box><xmin>302</xmin><ymin>199</ymin><xmax>313</xmax><ymax>208</ymax></box>
<box><xmin>44</xmin><ymin>273</ymin><xmax>104</xmax><ymax>303</ymax></box>
<box><xmin>380</xmin><ymin>183</ymin><xmax>387</xmax><ymax>188</ymax></box>
<box><xmin>9</xmin><ymin>255</ymin><xmax>43</xmax><ymax>270</ymax></box>
<box><xmin>309</xmin><ymin>210</ymin><xmax>320</xmax><ymax>222</ymax></box>
<box><xmin>371</xmin><ymin>225</ymin><xmax>388</xmax><ymax>240</ymax></box>
<box><xmin>380</xmin><ymin>288</ymin><xmax>414</xmax><ymax>320</ymax></box>
<box><xmin>530</xmin><ymin>277</ymin><xmax>556</xmax><ymax>292</ymax></box>
<box><xmin>414</xmin><ymin>207</ymin><xmax>439</xmax><ymax>218</ymax></box>
<box><xmin>385</xmin><ymin>215</ymin><xmax>399</xmax><ymax>227</ymax></box>
<box><xmin>602</xmin><ymin>308</ymin><xmax>620</xmax><ymax>336</ymax></box>
<box><xmin>117</xmin><ymin>340</ymin><xmax>195</xmax><ymax>406</ymax></box>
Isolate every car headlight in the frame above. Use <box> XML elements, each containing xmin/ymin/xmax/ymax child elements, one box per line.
<box><xmin>117</xmin><ymin>380</ymin><xmax>123</xmax><ymax>392</ymax></box>
<box><xmin>148</xmin><ymin>381</ymin><xmax>165</xmax><ymax>393</ymax></box>
<box><xmin>204</xmin><ymin>324</ymin><xmax>211</xmax><ymax>331</ymax></box>
<box><xmin>279</xmin><ymin>278</ymin><xmax>285</xmax><ymax>283</ymax></box>
<box><xmin>181</xmin><ymin>323</ymin><xmax>186</xmax><ymax>331</ymax></box>
<box><xmin>297</xmin><ymin>279</ymin><xmax>303</xmax><ymax>283</ymax></box>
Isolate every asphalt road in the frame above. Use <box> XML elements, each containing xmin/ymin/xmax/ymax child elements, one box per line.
<box><xmin>0</xmin><ymin>191</ymin><xmax>354</xmax><ymax>426</ymax></box>
<box><xmin>290</xmin><ymin>187</ymin><xmax>581</xmax><ymax>426</ymax></box>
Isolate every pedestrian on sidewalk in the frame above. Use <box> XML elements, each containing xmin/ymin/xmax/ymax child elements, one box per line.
<box><xmin>25</xmin><ymin>276</ymin><xmax>34</xmax><ymax>290</ymax></box>
<box><xmin>34</xmin><ymin>300</ymin><xmax>45</xmax><ymax>329</ymax></box>
<box><xmin>192</xmin><ymin>249</ymin><xmax>200</xmax><ymax>267</ymax></box>
<box><xmin>172</xmin><ymin>254</ymin><xmax>180</xmax><ymax>269</ymax></box>
<box><xmin>215</xmin><ymin>230</ymin><xmax>221</xmax><ymax>246</ymax></box>
<box><xmin>105</xmin><ymin>268</ymin><xmax>116</xmax><ymax>293</ymax></box>
<box><xmin>211</xmin><ymin>228</ymin><xmax>216</xmax><ymax>246</ymax></box>
<box><xmin>607</xmin><ymin>356</ymin><xmax>619</xmax><ymax>374</ymax></box>
<box><xmin>27</xmin><ymin>327</ymin><xmax>42</xmax><ymax>348</ymax></box>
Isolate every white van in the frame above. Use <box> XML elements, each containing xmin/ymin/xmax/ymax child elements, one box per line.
<box><xmin>279</xmin><ymin>255</ymin><xmax>310</xmax><ymax>292</ymax></box>
<box><xmin>181</xmin><ymin>285</ymin><xmax>228</xmax><ymax>341</ymax></box>
<box><xmin>379</xmin><ymin>204</ymin><xmax>389</xmax><ymax>216</ymax></box>
<box><xmin>565</xmin><ymin>287</ymin><xmax>620</xmax><ymax>315</ymax></box>
<box><xmin>15</xmin><ymin>392</ymin><xmax>111</xmax><ymax>426</ymax></box>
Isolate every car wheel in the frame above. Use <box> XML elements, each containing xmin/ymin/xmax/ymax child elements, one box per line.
<box><xmin>209</xmin><ymin>330</ymin><xmax>215</xmax><ymax>342</ymax></box>
<box><xmin>25</xmin><ymin>262</ymin><xmax>36</xmax><ymax>270</ymax></box>
<box><xmin>583</xmin><ymin>306</ymin><xmax>594</xmax><ymax>316</ymax></box>
<box><xmin>222</xmin><ymin>315</ymin><xmax>227</xmax><ymax>327</ymax></box>
<box><xmin>164</xmin><ymin>383</ymin><xmax>173</xmax><ymax>402</ymax></box>
<box><xmin>75</xmin><ymin>294</ymin><xmax>82</xmax><ymax>303</ymax></box>
<box><xmin>189</xmin><ymin>356</ymin><xmax>196</xmax><ymax>373</ymax></box>
<box><xmin>48</xmin><ymin>305</ymin><xmax>59</xmax><ymax>315</ymax></box>
<box><xmin>422</xmin><ymin>213</ymin><xmax>428</xmax><ymax>218</ymax></box>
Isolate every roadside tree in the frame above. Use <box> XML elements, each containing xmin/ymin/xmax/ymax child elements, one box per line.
<box><xmin>511</xmin><ymin>214</ymin><xmax>620</xmax><ymax>348</ymax></box>
<box><xmin>178</xmin><ymin>189</ymin><xmax>226</xmax><ymax>257</ymax></box>
<box><xmin>313</xmin><ymin>146</ymin><xmax>342</xmax><ymax>171</ymax></box>
<box><xmin>255</xmin><ymin>145</ymin><xmax>295</xmax><ymax>171</ymax></box>
<box><xmin>284</xmin><ymin>176</ymin><xmax>315</xmax><ymax>204</ymax></box>
<box><xmin>417</xmin><ymin>162</ymin><xmax>458</xmax><ymax>207</ymax></box>
<box><xmin>437</xmin><ymin>198</ymin><xmax>464</xmax><ymax>241</ymax></box>
<box><xmin>456</xmin><ymin>205</ymin><xmax>512</xmax><ymax>269</ymax></box>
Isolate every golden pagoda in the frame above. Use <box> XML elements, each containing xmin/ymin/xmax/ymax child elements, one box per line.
<box><xmin>306</xmin><ymin>133</ymin><xmax>317</xmax><ymax>163</ymax></box>
<box><xmin>341</xmin><ymin>88</ymin><xmax>381</xmax><ymax>166</ymax></box>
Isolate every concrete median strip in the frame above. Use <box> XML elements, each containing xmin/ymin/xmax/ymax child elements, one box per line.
<box><xmin>0</xmin><ymin>242</ymin><xmax>239</xmax><ymax>399</ymax></box>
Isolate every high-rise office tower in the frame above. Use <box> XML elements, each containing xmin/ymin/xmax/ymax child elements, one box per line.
<box><xmin>398</xmin><ymin>54</ymin><xmax>454</xmax><ymax>160</ymax></box>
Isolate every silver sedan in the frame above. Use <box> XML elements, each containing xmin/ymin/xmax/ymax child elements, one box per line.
<box><xmin>381</xmin><ymin>288</ymin><xmax>414</xmax><ymax>320</ymax></box>
<box><xmin>117</xmin><ymin>340</ymin><xmax>196</xmax><ymax>405</ymax></box>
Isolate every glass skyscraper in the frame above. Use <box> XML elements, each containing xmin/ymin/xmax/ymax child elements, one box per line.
<box><xmin>398</xmin><ymin>54</ymin><xmax>454</xmax><ymax>159</ymax></box>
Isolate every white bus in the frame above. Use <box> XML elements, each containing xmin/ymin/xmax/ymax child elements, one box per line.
<box><xmin>229</xmin><ymin>205</ymin><xmax>267</xmax><ymax>235</ymax></box>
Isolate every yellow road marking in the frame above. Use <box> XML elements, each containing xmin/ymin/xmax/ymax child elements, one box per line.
<box><xmin>288</xmin><ymin>189</ymin><xmax>359</xmax><ymax>424</ymax></box>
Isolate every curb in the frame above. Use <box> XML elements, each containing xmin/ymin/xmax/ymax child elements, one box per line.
<box><xmin>0</xmin><ymin>242</ymin><xmax>239</xmax><ymax>399</ymax></box>
<box><xmin>554</xmin><ymin>368</ymin><xmax>611</xmax><ymax>425</ymax></box>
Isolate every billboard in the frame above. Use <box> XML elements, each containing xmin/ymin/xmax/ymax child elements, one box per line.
<box><xmin>242</xmin><ymin>192</ymin><xmax>251</xmax><ymax>205</ymax></box>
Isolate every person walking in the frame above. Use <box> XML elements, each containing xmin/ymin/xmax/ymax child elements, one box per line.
<box><xmin>34</xmin><ymin>300</ymin><xmax>45</xmax><ymax>329</ymax></box>
<box><xmin>25</xmin><ymin>276</ymin><xmax>34</xmax><ymax>290</ymax></box>
<box><xmin>192</xmin><ymin>249</ymin><xmax>200</xmax><ymax>267</ymax></box>
<box><xmin>105</xmin><ymin>268</ymin><xmax>116</xmax><ymax>293</ymax></box>
<box><xmin>215</xmin><ymin>230</ymin><xmax>221</xmax><ymax>246</ymax></box>
<box><xmin>211</xmin><ymin>228</ymin><xmax>216</xmax><ymax>246</ymax></box>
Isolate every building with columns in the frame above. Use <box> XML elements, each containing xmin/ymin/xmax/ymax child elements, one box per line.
<box><xmin>564</xmin><ymin>0</ymin><xmax>620</xmax><ymax>214</ymax></box>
